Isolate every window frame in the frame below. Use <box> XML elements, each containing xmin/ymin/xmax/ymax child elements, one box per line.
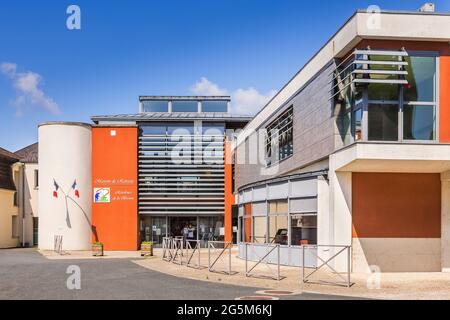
<box><xmin>349</xmin><ymin>51</ymin><xmax>439</xmax><ymax>144</ymax></box>
<box><xmin>290</xmin><ymin>213</ymin><xmax>318</xmax><ymax>246</ymax></box>
<box><xmin>265</xmin><ymin>106</ymin><xmax>294</xmax><ymax>167</ymax></box>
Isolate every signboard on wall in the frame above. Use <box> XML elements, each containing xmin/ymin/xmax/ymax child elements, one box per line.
<box><xmin>94</xmin><ymin>188</ymin><xmax>111</xmax><ymax>203</ymax></box>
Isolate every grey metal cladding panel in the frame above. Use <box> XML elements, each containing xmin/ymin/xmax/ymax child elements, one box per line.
<box><xmin>235</xmin><ymin>63</ymin><xmax>334</xmax><ymax>190</ymax></box>
<box><xmin>243</xmin><ymin>189</ymin><xmax>252</xmax><ymax>203</ymax></box>
<box><xmin>291</xmin><ymin>178</ymin><xmax>317</xmax><ymax>198</ymax></box>
<box><xmin>268</xmin><ymin>182</ymin><xmax>289</xmax><ymax>200</ymax></box>
<box><xmin>290</xmin><ymin>198</ymin><xmax>317</xmax><ymax>213</ymax></box>
<box><xmin>238</xmin><ymin>205</ymin><xmax>244</xmax><ymax>217</ymax></box>
<box><xmin>252</xmin><ymin>202</ymin><xmax>267</xmax><ymax>216</ymax></box>
<box><xmin>253</xmin><ymin>186</ymin><xmax>266</xmax><ymax>202</ymax></box>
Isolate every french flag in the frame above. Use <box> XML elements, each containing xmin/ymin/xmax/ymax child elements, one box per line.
<box><xmin>53</xmin><ymin>180</ymin><xmax>59</xmax><ymax>198</ymax></box>
<box><xmin>72</xmin><ymin>180</ymin><xmax>80</xmax><ymax>198</ymax></box>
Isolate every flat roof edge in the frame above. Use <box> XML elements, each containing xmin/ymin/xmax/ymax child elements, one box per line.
<box><xmin>38</xmin><ymin>122</ymin><xmax>92</xmax><ymax>129</ymax></box>
<box><xmin>139</xmin><ymin>96</ymin><xmax>231</xmax><ymax>101</ymax></box>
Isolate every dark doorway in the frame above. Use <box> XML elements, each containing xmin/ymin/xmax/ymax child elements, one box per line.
<box><xmin>169</xmin><ymin>217</ymin><xmax>197</xmax><ymax>240</ymax></box>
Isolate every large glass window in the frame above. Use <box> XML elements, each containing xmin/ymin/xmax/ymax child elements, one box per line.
<box><xmin>167</xmin><ymin>123</ymin><xmax>195</xmax><ymax>135</ymax></box>
<box><xmin>290</xmin><ymin>214</ymin><xmax>317</xmax><ymax>246</ymax></box>
<box><xmin>253</xmin><ymin>216</ymin><xmax>267</xmax><ymax>243</ymax></box>
<box><xmin>404</xmin><ymin>56</ymin><xmax>436</xmax><ymax>102</ymax></box>
<box><xmin>269</xmin><ymin>215</ymin><xmax>288</xmax><ymax>245</ymax></box>
<box><xmin>265</xmin><ymin>107</ymin><xmax>293</xmax><ymax>166</ymax></box>
<box><xmin>268</xmin><ymin>200</ymin><xmax>288</xmax><ymax>245</ymax></box>
<box><xmin>347</xmin><ymin>52</ymin><xmax>437</xmax><ymax>143</ymax></box>
<box><xmin>142</xmin><ymin>100</ymin><xmax>169</xmax><ymax>113</ymax></box>
<box><xmin>141</xmin><ymin>124</ymin><xmax>167</xmax><ymax>135</ymax></box>
<box><xmin>202</xmin><ymin>123</ymin><xmax>225</xmax><ymax>136</ymax></box>
<box><xmin>269</xmin><ymin>200</ymin><xmax>288</xmax><ymax>215</ymax></box>
<box><xmin>199</xmin><ymin>216</ymin><xmax>224</xmax><ymax>245</ymax></box>
<box><xmin>202</xmin><ymin>101</ymin><xmax>228</xmax><ymax>113</ymax></box>
<box><xmin>368</xmin><ymin>104</ymin><xmax>399</xmax><ymax>141</ymax></box>
<box><xmin>140</xmin><ymin>216</ymin><xmax>167</xmax><ymax>247</ymax></box>
<box><xmin>172</xmin><ymin>100</ymin><xmax>198</xmax><ymax>112</ymax></box>
<box><xmin>403</xmin><ymin>55</ymin><xmax>437</xmax><ymax>141</ymax></box>
<box><xmin>403</xmin><ymin>105</ymin><xmax>436</xmax><ymax>140</ymax></box>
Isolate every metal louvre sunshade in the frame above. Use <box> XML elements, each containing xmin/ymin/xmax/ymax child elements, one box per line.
<box><xmin>330</xmin><ymin>49</ymin><xmax>410</xmax><ymax>100</ymax></box>
<box><xmin>138</xmin><ymin>133</ymin><xmax>226</xmax><ymax>215</ymax></box>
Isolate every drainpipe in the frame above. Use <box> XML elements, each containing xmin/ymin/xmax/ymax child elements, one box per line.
<box><xmin>21</xmin><ymin>163</ymin><xmax>26</xmax><ymax>248</ymax></box>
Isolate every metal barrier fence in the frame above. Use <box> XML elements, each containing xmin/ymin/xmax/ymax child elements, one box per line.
<box><xmin>161</xmin><ymin>239</ymin><xmax>352</xmax><ymax>287</ymax></box>
<box><xmin>244</xmin><ymin>243</ymin><xmax>282</xmax><ymax>281</ymax></box>
<box><xmin>172</xmin><ymin>238</ymin><xmax>184</xmax><ymax>265</ymax></box>
<box><xmin>54</xmin><ymin>235</ymin><xmax>63</xmax><ymax>255</ymax></box>
<box><xmin>162</xmin><ymin>237</ymin><xmax>173</xmax><ymax>262</ymax></box>
<box><xmin>208</xmin><ymin>241</ymin><xmax>233</xmax><ymax>275</ymax></box>
<box><xmin>302</xmin><ymin>245</ymin><xmax>352</xmax><ymax>288</ymax></box>
<box><xmin>185</xmin><ymin>240</ymin><xmax>202</xmax><ymax>269</ymax></box>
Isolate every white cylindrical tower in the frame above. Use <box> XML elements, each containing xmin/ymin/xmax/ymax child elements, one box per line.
<box><xmin>38</xmin><ymin>122</ymin><xmax>92</xmax><ymax>251</ymax></box>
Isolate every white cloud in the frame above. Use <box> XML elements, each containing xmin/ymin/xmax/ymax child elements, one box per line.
<box><xmin>190</xmin><ymin>77</ymin><xmax>227</xmax><ymax>96</ymax></box>
<box><xmin>0</xmin><ymin>62</ymin><xmax>17</xmax><ymax>78</ymax></box>
<box><xmin>190</xmin><ymin>77</ymin><xmax>276</xmax><ymax>115</ymax></box>
<box><xmin>1</xmin><ymin>62</ymin><xmax>61</xmax><ymax>116</ymax></box>
<box><xmin>231</xmin><ymin>87</ymin><xmax>277</xmax><ymax>116</ymax></box>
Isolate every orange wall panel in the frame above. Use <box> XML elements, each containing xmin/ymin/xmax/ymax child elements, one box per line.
<box><xmin>352</xmin><ymin>173</ymin><xmax>441</xmax><ymax>239</ymax></box>
<box><xmin>92</xmin><ymin>127</ymin><xmax>138</xmax><ymax>251</ymax></box>
<box><xmin>440</xmin><ymin>55</ymin><xmax>450</xmax><ymax>142</ymax></box>
<box><xmin>224</xmin><ymin>140</ymin><xmax>234</xmax><ymax>243</ymax></box>
<box><xmin>244</xmin><ymin>203</ymin><xmax>252</xmax><ymax>243</ymax></box>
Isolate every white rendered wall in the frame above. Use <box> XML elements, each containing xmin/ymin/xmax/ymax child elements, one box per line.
<box><xmin>353</xmin><ymin>238</ymin><xmax>441</xmax><ymax>272</ymax></box>
<box><xmin>38</xmin><ymin>123</ymin><xmax>92</xmax><ymax>251</ymax></box>
<box><xmin>442</xmin><ymin>171</ymin><xmax>450</xmax><ymax>272</ymax></box>
<box><xmin>317</xmin><ymin>176</ymin><xmax>331</xmax><ymax>262</ymax></box>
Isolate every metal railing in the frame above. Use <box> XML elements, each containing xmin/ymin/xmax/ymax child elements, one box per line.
<box><xmin>302</xmin><ymin>245</ymin><xmax>352</xmax><ymax>288</ymax></box>
<box><xmin>244</xmin><ymin>243</ymin><xmax>282</xmax><ymax>281</ymax></box>
<box><xmin>208</xmin><ymin>241</ymin><xmax>233</xmax><ymax>275</ymax></box>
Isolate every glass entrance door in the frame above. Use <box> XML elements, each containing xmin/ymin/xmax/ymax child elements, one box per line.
<box><xmin>169</xmin><ymin>217</ymin><xmax>197</xmax><ymax>240</ymax></box>
<box><xmin>140</xmin><ymin>216</ymin><xmax>167</xmax><ymax>247</ymax></box>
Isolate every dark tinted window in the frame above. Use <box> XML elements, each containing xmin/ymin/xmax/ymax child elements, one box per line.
<box><xmin>202</xmin><ymin>101</ymin><xmax>228</xmax><ymax>112</ymax></box>
<box><xmin>142</xmin><ymin>101</ymin><xmax>169</xmax><ymax>112</ymax></box>
<box><xmin>172</xmin><ymin>101</ymin><xmax>198</xmax><ymax>112</ymax></box>
<box><xmin>368</xmin><ymin>104</ymin><xmax>399</xmax><ymax>141</ymax></box>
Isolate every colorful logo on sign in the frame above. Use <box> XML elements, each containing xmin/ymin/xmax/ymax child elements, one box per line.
<box><xmin>94</xmin><ymin>188</ymin><xmax>110</xmax><ymax>203</ymax></box>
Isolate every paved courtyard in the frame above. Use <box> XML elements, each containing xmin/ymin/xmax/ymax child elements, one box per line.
<box><xmin>0</xmin><ymin>248</ymin><xmax>354</xmax><ymax>300</ymax></box>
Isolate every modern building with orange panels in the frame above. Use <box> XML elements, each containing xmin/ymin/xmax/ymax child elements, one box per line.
<box><xmin>37</xmin><ymin>96</ymin><xmax>251</xmax><ymax>251</ymax></box>
<box><xmin>234</xmin><ymin>7</ymin><xmax>450</xmax><ymax>273</ymax></box>
<box><xmin>36</xmin><ymin>6</ymin><xmax>450</xmax><ymax>274</ymax></box>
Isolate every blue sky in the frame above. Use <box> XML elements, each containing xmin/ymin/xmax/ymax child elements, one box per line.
<box><xmin>1</xmin><ymin>0</ymin><xmax>449</xmax><ymax>151</ymax></box>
